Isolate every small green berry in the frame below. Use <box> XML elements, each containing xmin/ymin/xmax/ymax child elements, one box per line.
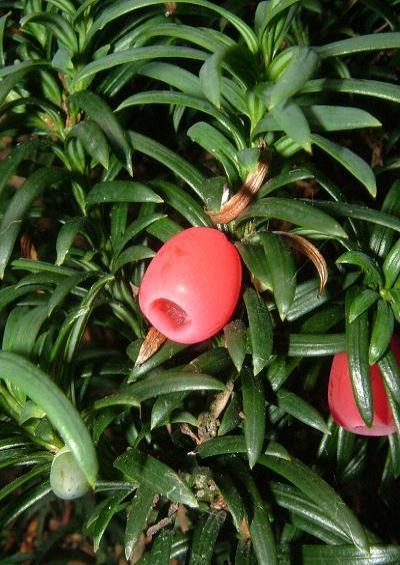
<box><xmin>50</xmin><ymin>447</ymin><xmax>90</xmax><ymax>500</ymax></box>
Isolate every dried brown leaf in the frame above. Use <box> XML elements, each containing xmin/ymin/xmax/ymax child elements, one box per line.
<box><xmin>207</xmin><ymin>148</ymin><xmax>270</xmax><ymax>224</ymax></box>
<box><xmin>274</xmin><ymin>231</ymin><xmax>328</xmax><ymax>295</ymax></box>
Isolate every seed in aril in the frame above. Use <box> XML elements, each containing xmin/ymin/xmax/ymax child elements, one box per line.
<box><xmin>328</xmin><ymin>337</ymin><xmax>400</xmax><ymax>436</ymax></box>
<box><xmin>139</xmin><ymin>227</ymin><xmax>242</xmax><ymax>344</ymax></box>
<box><xmin>50</xmin><ymin>447</ymin><xmax>90</xmax><ymax>500</ymax></box>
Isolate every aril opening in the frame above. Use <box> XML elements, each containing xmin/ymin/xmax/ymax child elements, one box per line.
<box><xmin>150</xmin><ymin>298</ymin><xmax>190</xmax><ymax>333</ymax></box>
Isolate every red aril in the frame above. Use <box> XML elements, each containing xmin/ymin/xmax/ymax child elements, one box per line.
<box><xmin>139</xmin><ymin>227</ymin><xmax>242</xmax><ymax>344</ymax></box>
<box><xmin>328</xmin><ymin>337</ymin><xmax>400</xmax><ymax>436</ymax></box>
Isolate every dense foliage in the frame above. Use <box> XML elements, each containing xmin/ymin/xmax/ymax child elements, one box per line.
<box><xmin>0</xmin><ymin>0</ymin><xmax>400</xmax><ymax>562</ymax></box>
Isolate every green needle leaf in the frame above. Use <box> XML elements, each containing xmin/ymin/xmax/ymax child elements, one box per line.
<box><xmin>71</xmin><ymin>91</ymin><xmax>133</xmax><ymax>176</ymax></box>
<box><xmin>124</xmin><ymin>485</ymin><xmax>154</xmax><ymax>560</ymax></box>
<box><xmin>189</xmin><ymin>511</ymin><xmax>226</xmax><ymax>564</ymax></box>
<box><xmin>114</xmin><ymin>449</ymin><xmax>198</xmax><ymax>508</ymax></box>
<box><xmin>259</xmin><ymin>232</ymin><xmax>296</xmax><ymax>320</ymax></box>
<box><xmin>241</xmin><ymin>368</ymin><xmax>265</xmax><ymax>468</ymax></box>
<box><xmin>86</xmin><ymin>181</ymin><xmax>162</xmax><ymax>207</ymax></box>
<box><xmin>345</xmin><ymin>287</ymin><xmax>373</xmax><ymax>427</ymax></box>
<box><xmin>0</xmin><ymin>168</ymin><xmax>67</xmax><ymax>279</ymax></box>
<box><xmin>312</xmin><ymin>134</ymin><xmax>377</xmax><ymax>197</ymax></box>
<box><xmin>269</xmin><ymin>47</ymin><xmax>319</xmax><ymax>108</ymax></box>
<box><xmin>369</xmin><ymin>300</ymin><xmax>394</xmax><ymax>364</ymax></box>
<box><xmin>238</xmin><ymin>198</ymin><xmax>348</xmax><ymax>239</ymax></box>
<box><xmin>244</xmin><ymin>288</ymin><xmax>273</xmax><ymax>375</ymax></box>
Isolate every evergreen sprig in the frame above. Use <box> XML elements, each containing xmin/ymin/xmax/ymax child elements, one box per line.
<box><xmin>0</xmin><ymin>0</ymin><xmax>399</xmax><ymax>562</ymax></box>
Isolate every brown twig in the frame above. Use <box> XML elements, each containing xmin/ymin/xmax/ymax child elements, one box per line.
<box><xmin>146</xmin><ymin>503</ymin><xmax>178</xmax><ymax>537</ymax></box>
<box><xmin>343</xmin><ymin>0</ymin><xmax>359</xmax><ymax>14</ymax></box>
<box><xmin>180</xmin><ymin>422</ymin><xmax>202</xmax><ymax>445</ymax></box>
<box><xmin>194</xmin><ymin>382</ymin><xmax>234</xmax><ymax>443</ymax></box>
<box><xmin>209</xmin><ymin>381</ymin><xmax>234</xmax><ymax>420</ymax></box>
<box><xmin>374</xmin><ymin>22</ymin><xmax>389</xmax><ymax>33</ymax></box>
<box><xmin>207</xmin><ymin>146</ymin><xmax>270</xmax><ymax>224</ymax></box>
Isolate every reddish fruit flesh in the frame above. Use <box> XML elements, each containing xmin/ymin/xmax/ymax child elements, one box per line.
<box><xmin>328</xmin><ymin>337</ymin><xmax>400</xmax><ymax>436</ymax></box>
<box><xmin>139</xmin><ymin>227</ymin><xmax>242</xmax><ymax>344</ymax></box>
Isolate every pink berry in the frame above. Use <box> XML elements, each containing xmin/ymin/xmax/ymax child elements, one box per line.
<box><xmin>139</xmin><ymin>227</ymin><xmax>242</xmax><ymax>344</ymax></box>
<box><xmin>328</xmin><ymin>337</ymin><xmax>400</xmax><ymax>436</ymax></box>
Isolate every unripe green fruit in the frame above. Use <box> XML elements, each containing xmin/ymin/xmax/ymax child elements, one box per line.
<box><xmin>50</xmin><ymin>447</ymin><xmax>90</xmax><ymax>500</ymax></box>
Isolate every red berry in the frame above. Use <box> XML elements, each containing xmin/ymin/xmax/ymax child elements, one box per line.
<box><xmin>328</xmin><ymin>337</ymin><xmax>400</xmax><ymax>436</ymax></box>
<box><xmin>139</xmin><ymin>227</ymin><xmax>242</xmax><ymax>344</ymax></box>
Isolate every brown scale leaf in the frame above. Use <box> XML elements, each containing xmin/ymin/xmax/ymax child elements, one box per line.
<box><xmin>240</xmin><ymin>518</ymin><xmax>251</xmax><ymax>540</ymax></box>
<box><xmin>129</xmin><ymin>281</ymin><xmax>140</xmax><ymax>298</ymax></box>
<box><xmin>19</xmin><ymin>517</ymin><xmax>38</xmax><ymax>554</ymax></box>
<box><xmin>135</xmin><ymin>326</ymin><xmax>167</xmax><ymax>366</ymax></box>
<box><xmin>207</xmin><ymin>148</ymin><xmax>270</xmax><ymax>224</ymax></box>
<box><xmin>165</xmin><ymin>2</ymin><xmax>177</xmax><ymax>15</ymax></box>
<box><xmin>295</xmin><ymin>178</ymin><xmax>318</xmax><ymax>199</ymax></box>
<box><xmin>20</xmin><ymin>233</ymin><xmax>38</xmax><ymax>260</ymax></box>
<box><xmin>213</xmin><ymin>495</ymin><xmax>228</xmax><ymax>511</ymax></box>
<box><xmin>274</xmin><ymin>231</ymin><xmax>328</xmax><ymax>295</ymax></box>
